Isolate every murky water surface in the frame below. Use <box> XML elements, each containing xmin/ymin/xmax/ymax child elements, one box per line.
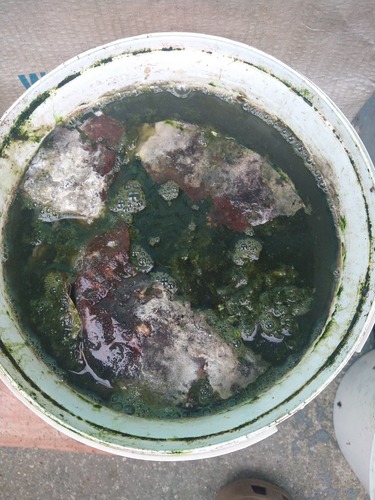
<box><xmin>3</xmin><ymin>90</ymin><xmax>339</xmax><ymax>418</ymax></box>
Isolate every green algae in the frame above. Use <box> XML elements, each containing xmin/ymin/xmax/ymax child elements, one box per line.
<box><xmin>2</xmin><ymin>90</ymin><xmax>339</xmax><ymax>419</ymax></box>
<box><xmin>0</xmin><ymin>91</ymin><xmax>51</xmax><ymax>157</ymax></box>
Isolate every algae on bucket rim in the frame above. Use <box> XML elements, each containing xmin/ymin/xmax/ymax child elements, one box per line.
<box><xmin>2</xmin><ymin>89</ymin><xmax>339</xmax><ymax>419</ymax></box>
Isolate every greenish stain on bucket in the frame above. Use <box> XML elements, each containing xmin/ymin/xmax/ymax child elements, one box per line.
<box><xmin>344</xmin><ymin>146</ymin><xmax>373</xmax><ymax>243</ymax></box>
<box><xmin>0</xmin><ymin>91</ymin><xmax>51</xmax><ymax>157</ymax></box>
<box><xmin>277</xmin><ymin>81</ymin><xmax>315</xmax><ymax>107</ymax></box>
<box><xmin>56</xmin><ymin>72</ymin><xmax>81</xmax><ymax>90</ymax></box>
<box><xmin>297</xmin><ymin>88</ymin><xmax>314</xmax><ymax>103</ymax></box>
<box><xmin>0</xmin><ymin>337</ymin><xmax>79</xmax><ymax>418</ymax></box>
<box><xmin>2</xmin><ymin>342</ymin><xmax>26</xmax><ymax>356</ymax></box>
<box><xmin>131</xmin><ymin>48</ymin><xmax>153</xmax><ymax>56</ymax></box>
<box><xmin>233</xmin><ymin>58</ymin><xmax>315</xmax><ymax>107</ymax></box>
<box><xmin>317</xmin><ymin>313</ymin><xmax>337</xmax><ymax>343</ymax></box>
<box><xmin>93</xmin><ymin>57</ymin><xmax>114</xmax><ymax>67</ymax></box>
<box><xmin>53</xmin><ymin>116</ymin><xmax>64</xmax><ymax>126</ymax></box>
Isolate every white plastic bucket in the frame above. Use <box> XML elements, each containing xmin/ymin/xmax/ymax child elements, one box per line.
<box><xmin>0</xmin><ymin>33</ymin><xmax>375</xmax><ymax>460</ymax></box>
<box><xmin>334</xmin><ymin>350</ymin><xmax>375</xmax><ymax>496</ymax></box>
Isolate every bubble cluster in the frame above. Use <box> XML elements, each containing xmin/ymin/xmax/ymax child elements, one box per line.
<box><xmin>232</xmin><ymin>238</ymin><xmax>262</xmax><ymax>266</ymax></box>
<box><xmin>313</xmin><ymin>171</ymin><xmax>329</xmax><ymax>194</ymax></box>
<box><xmin>240</xmin><ymin>102</ymin><xmax>324</xmax><ymax>197</ymax></box>
<box><xmin>273</xmin><ymin>124</ymin><xmax>330</xmax><ymax>196</ymax></box>
<box><xmin>38</xmin><ymin>207</ymin><xmax>60</xmax><ymax>222</ymax></box>
<box><xmin>152</xmin><ymin>272</ymin><xmax>177</xmax><ymax>294</ymax></box>
<box><xmin>0</xmin><ymin>244</ymin><xmax>9</xmax><ymax>263</ymax></box>
<box><xmin>131</xmin><ymin>244</ymin><xmax>153</xmax><ymax>273</ymax></box>
<box><xmin>244</xmin><ymin>226</ymin><xmax>255</xmax><ymax>236</ymax></box>
<box><xmin>262</xmin><ymin>286</ymin><xmax>313</xmax><ymax>317</ymax></box>
<box><xmin>114</xmin><ymin>155</ymin><xmax>128</xmax><ymax>173</ymax></box>
<box><xmin>110</xmin><ymin>180</ymin><xmax>146</xmax><ymax>214</ymax></box>
<box><xmin>168</xmin><ymin>85</ymin><xmax>192</xmax><ymax>99</ymax></box>
<box><xmin>148</xmin><ymin>236</ymin><xmax>160</xmax><ymax>247</ymax></box>
<box><xmin>158</xmin><ymin>180</ymin><xmax>179</xmax><ymax>201</ymax></box>
<box><xmin>110</xmin><ymin>391</ymin><xmax>139</xmax><ymax>416</ymax></box>
<box><xmin>242</xmin><ymin>285</ymin><xmax>314</xmax><ymax>344</ymax></box>
<box><xmin>259</xmin><ymin>311</ymin><xmax>279</xmax><ymax>334</ymax></box>
<box><xmin>333</xmin><ymin>269</ymin><xmax>340</xmax><ymax>280</ymax></box>
<box><xmin>44</xmin><ymin>271</ymin><xmax>63</xmax><ymax>295</ymax></box>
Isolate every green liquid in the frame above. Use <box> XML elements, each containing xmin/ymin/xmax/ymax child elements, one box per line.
<box><xmin>3</xmin><ymin>90</ymin><xmax>339</xmax><ymax>419</ymax></box>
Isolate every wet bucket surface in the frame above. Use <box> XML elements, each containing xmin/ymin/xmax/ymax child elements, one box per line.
<box><xmin>0</xmin><ymin>33</ymin><xmax>374</xmax><ymax>460</ymax></box>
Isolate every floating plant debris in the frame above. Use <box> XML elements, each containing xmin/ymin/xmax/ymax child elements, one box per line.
<box><xmin>158</xmin><ymin>180</ymin><xmax>180</xmax><ymax>201</ymax></box>
<box><xmin>110</xmin><ymin>180</ymin><xmax>147</xmax><ymax>215</ymax></box>
<box><xmin>3</xmin><ymin>90</ymin><xmax>339</xmax><ymax>418</ymax></box>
